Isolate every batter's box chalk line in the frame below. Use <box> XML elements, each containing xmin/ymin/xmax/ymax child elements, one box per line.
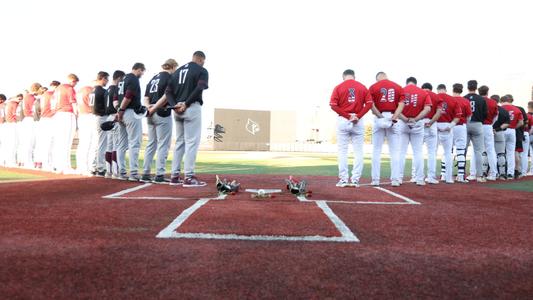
<box><xmin>156</xmin><ymin>199</ymin><xmax>359</xmax><ymax>243</ymax></box>
<box><xmin>297</xmin><ymin>186</ymin><xmax>421</xmax><ymax>205</ymax></box>
<box><xmin>101</xmin><ymin>183</ymin><xmax>226</xmax><ymax>201</ymax></box>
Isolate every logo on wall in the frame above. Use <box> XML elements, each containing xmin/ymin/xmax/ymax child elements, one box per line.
<box><xmin>245</xmin><ymin>118</ymin><xmax>260</xmax><ymax>135</ymax></box>
<box><xmin>214</xmin><ymin>124</ymin><xmax>225</xmax><ymax>142</ymax></box>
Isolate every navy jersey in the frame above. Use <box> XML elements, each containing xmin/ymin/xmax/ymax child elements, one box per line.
<box><xmin>92</xmin><ymin>86</ymin><xmax>107</xmax><ymax>116</ymax></box>
<box><xmin>145</xmin><ymin>72</ymin><xmax>171</xmax><ymax>117</ymax></box>
<box><xmin>166</xmin><ymin>62</ymin><xmax>208</xmax><ymax>107</ymax></box>
<box><xmin>493</xmin><ymin>106</ymin><xmax>510</xmax><ymax>131</ymax></box>
<box><xmin>106</xmin><ymin>85</ymin><xmax>118</xmax><ymax>114</ymax></box>
<box><xmin>118</xmin><ymin>73</ymin><xmax>141</xmax><ymax>109</ymax></box>
<box><xmin>464</xmin><ymin>93</ymin><xmax>487</xmax><ymax>122</ymax></box>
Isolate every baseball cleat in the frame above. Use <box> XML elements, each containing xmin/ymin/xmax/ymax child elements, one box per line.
<box><xmin>350</xmin><ymin>180</ymin><xmax>360</xmax><ymax>188</ymax></box>
<box><xmin>445</xmin><ymin>180</ymin><xmax>455</xmax><ymax>184</ymax></box>
<box><xmin>335</xmin><ymin>180</ymin><xmax>348</xmax><ymax>187</ymax></box>
<box><xmin>128</xmin><ymin>174</ymin><xmax>141</xmax><ymax>182</ymax></box>
<box><xmin>416</xmin><ymin>181</ymin><xmax>426</xmax><ymax>186</ymax></box>
<box><xmin>476</xmin><ymin>177</ymin><xmax>487</xmax><ymax>183</ymax></box>
<box><xmin>455</xmin><ymin>176</ymin><xmax>469</xmax><ymax>183</ymax></box>
<box><xmin>169</xmin><ymin>176</ymin><xmax>184</xmax><ymax>186</ymax></box>
<box><xmin>409</xmin><ymin>178</ymin><xmax>417</xmax><ymax>183</ymax></box>
<box><xmin>391</xmin><ymin>180</ymin><xmax>400</xmax><ymax>187</ymax></box>
<box><xmin>117</xmin><ymin>174</ymin><xmax>129</xmax><ymax>181</ymax></box>
<box><xmin>466</xmin><ymin>175</ymin><xmax>476</xmax><ymax>181</ymax></box>
<box><xmin>140</xmin><ymin>174</ymin><xmax>152</xmax><ymax>183</ymax></box>
<box><xmin>183</xmin><ymin>176</ymin><xmax>207</xmax><ymax>187</ymax></box>
<box><xmin>95</xmin><ymin>171</ymin><xmax>106</xmax><ymax>178</ymax></box>
<box><xmin>486</xmin><ymin>176</ymin><xmax>497</xmax><ymax>181</ymax></box>
<box><xmin>105</xmin><ymin>173</ymin><xmax>113</xmax><ymax>179</ymax></box>
<box><xmin>371</xmin><ymin>180</ymin><xmax>380</xmax><ymax>186</ymax></box>
<box><xmin>425</xmin><ymin>178</ymin><xmax>439</xmax><ymax>184</ymax></box>
<box><xmin>153</xmin><ymin>175</ymin><xmax>170</xmax><ymax>184</ymax></box>
<box><xmin>498</xmin><ymin>175</ymin><xmax>507</xmax><ymax>181</ymax></box>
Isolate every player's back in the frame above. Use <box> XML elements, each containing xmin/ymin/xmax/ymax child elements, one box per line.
<box><xmin>464</xmin><ymin>93</ymin><xmax>486</xmax><ymax>122</ymax></box>
<box><xmin>402</xmin><ymin>85</ymin><xmax>429</xmax><ymax>116</ymax></box>
<box><xmin>168</xmin><ymin>62</ymin><xmax>208</xmax><ymax>105</ymax></box>
<box><xmin>483</xmin><ymin>96</ymin><xmax>499</xmax><ymax>125</ymax></box>
<box><xmin>106</xmin><ymin>85</ymin><xmax>118</xmax><ymax>115</ymax></box>
<box><xmin>501</xmin><ymin>104</ymin><xmax>522</xmax><ymax>128</ymax></box>
<box><xmin>369</xmin><ymin>79</ymin><xmax>404</xmax><ymax>112</ymax></box>
<box><xmin>78</xmin><ymin>86</ymin><xmax>94</xmax><ymax>114</ymax></box>
<box><xmin>146</xmin><ymin>72</ymin><xmax>171</xmax><ymax>103</ymax></box>
<box><xmin>53</xmin><ymin>84</ymin><xmax>76</xmax><ymax>112</ymax></box>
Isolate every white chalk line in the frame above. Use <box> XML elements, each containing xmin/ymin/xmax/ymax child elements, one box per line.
<box><xmin>296</xmin><ymin>186</ymin><xmax>420</xmax><ymax>205</ymax></box>
<box><xmin>102</xmin><ymin>183</ymin><xmax>152</xmax><ymax>198</ymax></box>
<box><xmin>374</xmin><ymin>187</ymin><xmax>421</xmax><ymax>205</ymax></box>
<box><xmin>156</xmin><ymin>197</ymin><xmax>358</xmax><ymax>243</ymax></box>
<box><xmin>245</xmin><ymin>188</ymin><xmax>283</xmax><ymax>193</ymax></box>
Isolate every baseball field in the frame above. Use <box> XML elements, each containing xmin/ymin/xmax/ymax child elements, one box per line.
<box><xmin>1</xmin><ymin>151</ymin><xmax>533</xmax><ymax>299</ymax></box>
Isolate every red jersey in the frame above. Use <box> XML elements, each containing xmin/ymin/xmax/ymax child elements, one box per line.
<box><xmin>330</xmin><ymin>79</ymin><xmax>373</xmax><ymax>119</ymax></box>
<box><xmin>41</xmin><ymin>90</ymin><xmax>55</xmax><ymax>118</ymax></box>
<box><xmin>528</xmin><ymin>113</ymin><xmax>533</xmax><ymax>133</ymax></box>
<box><xmin>455</xmin><ymin>96</ymin><xmax>472</xmax><ymax>125</ymax></box>
<box><xmin>402</xmin><ymin>85</ymin><xmax>432</xmax><ymax>118</ymax></box>
<box><xmin>23</xmin><ymin>93</ymin><xmax>35</xmax><ymax>118</ymax></box>
<box><xmin>5</xmin><ymin>100</ymin><xmax>20</xmax><ymax>123</ymax></box>
<box><xmin>437</xmin><ymin>93</ymin><xmax>462</xmax><ymax>123</ymax></box>
<box><xmin>368</xmin><ymin>79</ymin><xmax>405</xmax><ymax>113</ymax></box>
<box><xmin>482</xmin><ymin>96</ymin><xmax>498</xmax><ymax>125</ymax></box>
<box><xmin>501</xmin><ymin>104</ymin><xmax>523</xmax><ymax>129</ymax></box>
<box><xmin>53</xmin><ymin>84</ymin><xmax>77</xmax><ymax>113</ymax></box>
<box><xmin>426</xmin><ymin>91</ymin><xmax>444</xmax><ymax>119</ymax></box>
<box><xmin>78</xmin><ymin>86</ymin><xmax>94</xmax><ymax>115</ymax></box>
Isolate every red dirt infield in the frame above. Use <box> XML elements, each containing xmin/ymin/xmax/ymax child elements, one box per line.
<box><xmin>1</xmin><ymin>173</ymin><xmax>533</xmax><ymax>299</ymax></box>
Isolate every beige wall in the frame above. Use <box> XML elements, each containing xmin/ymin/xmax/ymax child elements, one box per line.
<box><xmin>270</xmin><ymin>111</ymin><xmax>297</xmax><ymax>144</ymax></box>
<box><xmin>213</xmin><ymin>109</ymin><xmax>271</xmax><ymax>151</ymax></box>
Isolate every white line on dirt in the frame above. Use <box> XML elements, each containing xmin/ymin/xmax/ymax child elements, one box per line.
<box><xmin>315</xmin><ymin>201</ymin><xmax>359</xmax><ymax>242</ymax></box>
<box><xmin>102</xmin><ymin>183</ymin><xmax>152</xmax><ymax>199</ymax></box>
<box><xmin>156</xmin><ymin>198</ymin><xmax>212</xmax><ymax>238</ymax></box>
<box><xmin>166</xmin><ymin>232</ymin><xmax>357</xmax><ymax>242</ymax></box>
<box><xmin>374</xmin><ymin>187</ymin><xmax>421</xmax><ymax>205</ymax></box>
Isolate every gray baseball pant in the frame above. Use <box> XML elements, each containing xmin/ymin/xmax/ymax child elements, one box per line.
<box><xmin>117</xmin><ymin>109</ymin><xmax>142</xmax><ymax>176</ymax></box>
<box><xmin>171</xmin><ymin>103</ymin><xmax>202</xmax><ymax>178</ymax></box>
<box><xmin>466</xmin><ymin>122</ymin><xmax>484</xmax><ymax>177</ymax></box>
<box><xmin>143</xmin><ymin>113</ymin><xmax>172</xmax><ymax>176</ymax></box>
<box><xmin>95</xmin><ymin>115</ymin><xmax>108</xmax><ymax>173</ymax></box>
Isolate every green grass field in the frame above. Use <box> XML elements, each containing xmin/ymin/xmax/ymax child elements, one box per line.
<box><xmin>0</xmin><ymin>169</ymin><xmax>43</xmax><ymax>181</ymax></box>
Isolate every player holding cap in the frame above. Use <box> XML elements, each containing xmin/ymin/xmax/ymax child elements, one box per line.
<box><xmin>436</xmin><ymin>84</ymin><xmax>462</xmax><ymax>183</ymax></box>
<box><xmin>492</xmin><ymin>95</ymin><xmax>510</xmax><ymax>179</ymax></box>
<box><xmin>329</xmin><ymin>69</ymin><xmax>373</xmax><ymax>187</ymax></box>
<box><xmin>368</xmin><ymin>72</ymin><xmax>405</xmax><ymax>187</ymax></box>
<box><xmin>468</xmin><ymin>85</ymin><xmax>499</xmax><ymax>180</ymax></box>
<box><xmin>52</xmin><ymin>74</ymin><xmax>79</xmax><ymax>174</ymax></box>
<box><xmin>416</xmin><ymin>83</ymin><xmax>443</xmax><ymax>184</ymax></box>
<box><xmin>141</xmin><ymin>58</ymin><xmax>178</xmax><ymax>184</ymax></box>
<box><xmin>398</xmin><ymin>77</ymin><xmax>432</xmax><ymax>186</ymax></box>
<box><xmin>104</xmin><ymin>70</ymin><xmax>125</xmax><ymax>179</ymax></box>
<box><xmin>92</xmin><ymin>71</ymin><xmax>110</xmax><ymax>177</ymax></box>
<box><xmin>116</xmin><ymin>63</ymin><xmax>145</xmax><ymax>181</ymax></box>
<box><xmin>152</xmin><ymin>51</ymin><xmax>209</xmax><ymax>187</ymax></box>
<box><xmin>464</xmin><ymin>80</ymin><xmax>488</xmax><ymax>183</ymax></box>
<box><xmin>34</xmin><ymin>81</ymin><xmax>60</xmax><ymax>171</ymax></box>
<box><xmin>499</xmin><ymin>94</ymin><xmax>523</xmax><ymax>179</ymax></box>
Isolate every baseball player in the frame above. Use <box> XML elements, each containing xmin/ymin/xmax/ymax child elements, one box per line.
<box><xmin>33</xmin><ymin>81</ymin><xmax>60</xmax><ymax>171</ymax></box>
<box><xmin>3</xmin><ymin>94</ymin><xmax>23</xmax><ymax>167</ymax></box>
<box><xmin>76</xmin><ymin>84</ymin><xmax>96</xmax><ymax>176</ymax></box>
<box><xmin>116</xmin><ymin>63</ymin><xmax>145</xmax><ymax>181</ymax></box>
<box><xmin>92</xmin><ymin>71</ymin><xmax>110</xmax><ymax>177</ymax></box>
<box><xmin>398</xmin><ymin>77</ymin><xmax>432</xmax><ymax>186</ymax></box>
<box><xmin>492</xmin><ymin>95</ymin><xmax>511</xmax><ymax>179</ymax></box>
<box><xmin>0</xmin><ymin>94</ymin><xmax>6</xmax><ymax>165</ymax></box>
<box><xmin>329</xmin><ymin>69</ymin><xmax>373</xmax><ymax>187</ymax></box>
<box><xmin>151</xmin><ymin>51</ymin><xmax>209</xmax><ymax>187</ymax></box>
<box><xmin>415</xmin><ymin>83</ymin><xmax>443</xmax><ymax>184</ymax></box>
<box><xmin>141</xmin><ymin>59</ymin><xmax>178</xmax><ymax>184</ymax></box>
<box><xmin>464</xmin><ymin>80</ymin><xmax>488</xmax><ymax>183</ymax></box>
<box><xmin>526</xmin><ymin>101</ymin><xmax>533</xmax><ymax>176</ymax></box>
<box><xmin>436</xmin><ymin>84</ymin><xmax>462</xmax><ymax>183</ymax></box>
<box><xmin>368</xmin><ymin>72</ymin><xmax>405</xmax><ymax>187</ymax></box>
<box><xmin>451</xmin><ymin>83</ymin><xmax>472</xmax><ymax>183</ymax></box>
<box><xmin>52</xmin><ymin>74</ymin><xmax>79</xmax><ymax>174</ymax></box>
<box><xmin>19</xmin><ymin>83</ymin><xmax>42</xmax><ymax>168</ymax></box>
<box><xmin>499</xmin><ymin>94</ymin><xmax>523</xmax><ymax>180</ymax></box>
<box><xmin>515</xmin><ymin>103</ymin><xmax>528</xmax><ymax>178</ymax></box>
<box><xmin>469</xmin><ymin>85</ymin><xmax>499</xmax><ymax>180</ymax></box>
<box><xmin>104</xmin><ymin>70</ymin><xmax>125</xmax><ymax>179</ymax></box>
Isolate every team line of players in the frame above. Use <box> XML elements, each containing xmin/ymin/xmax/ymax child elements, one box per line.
<box><xmin>330</xmin><ymin>70</ymin><xmax>533</xmax><ymax>187</ymax></box>
<box><xmin>0</xmin><ymin>51</ymin><xmax>209</xmax><ymax>187</ymax></box>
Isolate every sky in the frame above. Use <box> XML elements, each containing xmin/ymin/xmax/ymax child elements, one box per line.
<box><xmin>1</xmin><ymin>0</ymin><xmax>532</xmax><ymax>140</ymax></box>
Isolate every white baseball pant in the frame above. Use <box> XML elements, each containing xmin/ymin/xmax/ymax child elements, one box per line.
<box><xmin>76</xmin><ymin>113</ymin><xmax>98</xmax><ymax>174</ymax></box>
<box><xmin>504</xmin><ymin>128</ymin><xmax>516</xmax><ymax>177</ymax></box>
<box><xmin>452</xmin><ymin>125</ymin><xmax>467</xmax><ymax>178</ymax></box>
<box><xmin>95</xmin><ymin>115</ymin><xmax>109</xmax><ymax>173</ymax></box>
<box><xmin>413</xmin><ymin>119</ymin><xmax>438</xmax><ymax>181</ymax></box>
<box><xmin>34</xmin><ymin>117</ymin><xmax>55</xmax><ymax>170</ymax></box>
<box><xmin>336</xmin><ymin>116</ymin><xmax>365</xmax><ymax>183</ymax></box>
<box><xmin>371</xmin><ymin>112</ymin><xmax>401</xmax><ymax>183</ymax></box>
<box><xmin>52</xmin><ymin>112</ymin><xmax>76</xmax><ymax>173</ymax></box>
<box><xmin>494</xmin><ymin>130</ymin><xmax>506</xmax><ymax>176</ymax></box>
<box><xmin>19</xmin><ymin>117</ymin><xmax>36</xmax><ymax>167</ymax></box>
<box><xmin>521</xmin><ymin>134</ymin><xmax>529</xmax><ymax>175</ymax></box>
<box><xmin>437</xmin><ymin>123</ymin><xmax>454</xmax><ymax>182</ymax></box>
<box><xmin>399</xmin><ymin>120</ymin><xmax>425</xmax><ymax>182</ymax></box>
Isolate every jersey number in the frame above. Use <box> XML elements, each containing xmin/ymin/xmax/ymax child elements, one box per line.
<box><xmin>178</xmin><ymin>69</ymin><xmax>189</xmax><ymax>85</ymax></box>
<box><xmin>348</xmin><ymin>88</ymin><xmax>356</xmax><ymax>103</ymax></box>
<box><xmin>89</xmin><ymin>93</ymin><xmax>95</xmax><ymax>107</ymax></box>
<box><xmin>149</xmin><ymin>79</ymin><xmax>160</xmax><ymax>93</ymax></box>
<box><xmin>118</xmin><ymin>81</ymin><xmax>125</xmax><ymax>95</ymax></box>
<box><xmin>404</xmin><ymin>94</ymin><xmax>418</xmax><ymax>107</ymax></box>
<box><xmin>470</xmin><ymin>100</ymin><xmax>475</xmax><ymax>112</ymax></box>
<box><xmin>380</xmin><ymin>88</ymin><xmax>396</xmax><ymax>103</ymax></box>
